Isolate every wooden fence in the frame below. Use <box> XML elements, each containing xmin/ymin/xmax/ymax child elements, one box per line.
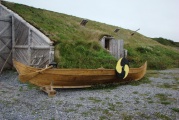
<box><xmin>0</xmin><ymin>4</ymin><xmax>54</xmax><ymax>71</ymax></box>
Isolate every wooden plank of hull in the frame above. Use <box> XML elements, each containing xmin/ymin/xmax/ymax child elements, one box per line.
<box><xmin>13</xmin><ymin>60</ymin><xmax>147</xmax><ymax>88</ymax></box>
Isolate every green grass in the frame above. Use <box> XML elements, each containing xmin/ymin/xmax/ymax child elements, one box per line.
<box><xmin>88</xmin><ymin>97</ymin><xmax>102</xmax><ymax>103</ymax></box>
<box><xmin>171</xmin><ymin>107</ymin><xmax>179</xmax><ymax>112</ymax></box>
<box><xmin>64</xmin><ymin>108</ymin><xmax>76</xmax><ymax>113</ymax></box>
<box><xmin>108</xmin><ymin>103</ymin><xmax>116</xmax><ymax>111</ymax></box>
<box><xmin>19</xmin><ymin>86</ymin><xmax>23</xmax><ymax>91</ymax></box>
<box><xmin>2</xmin><ymin>1</ymin><xmax>179</xmax><ymax>69</ymax></box>
<box><xmin>127</xmin><ymin>45</ymin><xmax>179</xmax><ymax>69</ymax></box>
<box><xmin>122</xmin><ymin>113</ymin><xmax>133</xmax><ymax>120</ymax></box>
<box><xmin>28</xmin><ymin>83</ymin><xmax>39</xmax><ymax>90</ymax></box>
<box><xmin>152</xmin><ymin>37</ymin><xmax>179</xmax><ymax>47</ymax></box>
<box><xmin>89</xmin><ymin>83</ymin><xmax>120</xmax><ymax>90</ymax></box>
<box><xmin>76</xmin><ymin>104</ymin><xmax>83</xmax><ymax>108</ymax></box>
<box><xmin>129</xmin><ymin>76</ymin><xmax>151</xmax><ymax>86</ymax></box>
<box><xmin>132</xmin><ymin>91</ymin><xmax>138</xmax><ymax>94</ymax></box>
<box><xmin>138</xmin><ymin>113</ymin><xmax>151</xmax><ymax>119</ymax></box>
<box><xmin>99</xmin><ymin>115</ymin><xmax>108</xmax><ymax>120</ymax></box>
<box><xmin>79</xmin><ymin>97</ymin><xmax>85</xmax><ymax>101</ymax></box>
<box><xmin>155</xmin><ymin>112</ymin><xmax>172</xmax><ymax>120</ymax></box>
<box><xmin>56</xmin><ymin>100</ymin><xmax>63</xmax><ymax>105</ymax></box>
<box><xmin>154</xmin><ymin>93</ymin><xmax>176</xmax><ymax>105</ymax></box>
<box><xmin>155</xmin><ymin>93</ymin><xmax>168</xmax><ymax>101</ymax></box>
<box><xmin>158</xmin><ymin>83</ymin><xmax>178</xmax><ymax>90</ymax></box>
<box><xmin>55</xmin><ymin>40</ymin><xmax>117</xmax><ymax>68</ymax></box>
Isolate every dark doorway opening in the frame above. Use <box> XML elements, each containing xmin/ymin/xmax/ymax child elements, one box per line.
<box><xmin>105</xmin><ymin>39</ymin><xmax>110</xmax><ymax>50</ymax></box>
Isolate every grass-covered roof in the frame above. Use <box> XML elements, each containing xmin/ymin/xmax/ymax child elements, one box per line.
<box><xmin>2</xmin><ymin>1</ymin><xmax>179</xmax><ymax>69</ymax></box>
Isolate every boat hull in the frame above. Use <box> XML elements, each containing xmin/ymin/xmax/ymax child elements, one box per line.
<box><xmin>13</xmin><ymin>60</ymin><xmax>147</xmax><ymax>88</ymax></box>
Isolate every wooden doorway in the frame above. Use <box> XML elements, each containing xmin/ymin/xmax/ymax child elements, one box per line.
<box><xmin>105</xmin><ymin>38</ymin><xmax>110</xmax><ymax>50</ymax></box>
<box><xmin>0</xmin><ymin>15</ymin><xmax>12</xmax><ymax>70</ymax></box>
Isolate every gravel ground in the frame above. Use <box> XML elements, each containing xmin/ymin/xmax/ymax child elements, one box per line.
<box><xmin>0</xmin><ymin>69</ymin><xmax>179</xmax><ymax>120</ymax></box>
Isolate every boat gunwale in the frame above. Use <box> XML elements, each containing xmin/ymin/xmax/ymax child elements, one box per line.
<box><xmin>13</xmin><ymin>60</ymin><xmax>147</xmax><ymax>75</ymax></box>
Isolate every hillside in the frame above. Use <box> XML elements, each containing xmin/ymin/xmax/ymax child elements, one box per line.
<box><xmin>2</xmin><ymin>1</ymin><xmax>179</xmax><ymax>69</ymax></box>
<box><xmin>152</xmin><ymin>37</ymin><xmax>179</xmax><ymax>48</ymax></box>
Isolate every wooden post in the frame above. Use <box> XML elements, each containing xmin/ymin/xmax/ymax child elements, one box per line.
<box><xmin>49</xmin><ymin>46</ymin><xmax>54</xmax><ymax>64</ymax></box>
<box><xmin>124</xmin><ymin>49</ymin><xmax>128</xmax><ymax>58</ymax></box>
<box><xmin>0</xmin><ymin>4</ymin><xmax>2</xmax><ymax>16</ymax></box>
<box><xmin>117</xmin><ymin>40</ymin><xmax>120</xmax><ymax>59</ymax></box>
<box><xmin>120</xmin><ymin>40</ymin><xmax>124</xmax><ymax>58</ymax></box>
<box><xmin>100</xmin><ymin>36</ymin><xmax>105</xmax><ymax>48</ymax></box>
<box><xmin>28</xmin><ymin>29</ymin><xmax>32</xmax><ymax>66</ymax></box>
<box><xmin>11</xmin><ymin>15</ymin><xmax>15</xmax><ymax>62</ymax></box>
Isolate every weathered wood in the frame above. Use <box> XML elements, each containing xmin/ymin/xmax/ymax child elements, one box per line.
<box><xmin>41</xmin><ymin>85</ymin><xmax>92</xmax><ymax>97</ymax></box>
<box><xmin>12</xmin><ymin>15</ymin><xmax>15</xmax><ymax>61</ymax></box>
<box><xmin>0</xmin><ymin>14</ymin><xmax>12</xmax><ymax>71</ymax></box>
<box><xmin>28</xmin><ymin>29</ymin><xmax>31</xmax><ymax>66</ymax></box>
<box><xmin>0</xmin><ymin>54</ymin><xmax>12</xmax><ymax>66</ymax></box>
<box><xmin>100</xmin><ymin>36</ymin><xmax>126</xmax><ymax>59</ymax></box>
<box><xmin>0</xmin><ymin>4</ymin><xmax>54</xmax><ymax>70</ymax></box>
<box><xmin>14</xmin><ymin>45</ymin><xmax>51</xmax><ymax>49</ymax></box>
<box><xmin>14</xmin><ymin>60</ymin><xmax>147</xmax><ymax>89</ymax></box>
<box><xmin>14</xmin><ymin>49</ymin><xmax>29</xmax><ymax>65</ymax></box>
<box><xmin>124</xmin><ymin>49</ymin><xmax>128</xmax><ymax>58</ymax></box>
<box><xmin>0</xmin><ymin>23</ymin><xmax>10</xmax><ymax>35</ymax></box>
<box><xmin>14</xmin><ymin>45</ymin><xmax>28</xmax><ymax>49</ymax></box>
<box><xmin>19</xmin><ymin>65</ymin><xmax>53</xmax><ymax>82</ymax></box>
<box><xmin>31</xmin><ymin>55</ymin><xmax>44</xmax><ymax>66</ymax></box>
<box><xmin>31</xmin><ymin>46</ymin><xmax>51</xmax><ymax>49</ymax></box>
<box><xmin>40</xmin><ymin>86</ymin><xmax>57</xmax><ymax>97</ymax></box>
<box><xmin>119</xmin><ymin>40</ymin><xmax>124</xmax><ymax>58</ymax></box>
<box><xmin>0</xmin><ymin>40</ymin><xmax>11</xmax><ymax>52</ymax></box>
<box><xmin>0</xmin><ymin>17</ymin><xmax>11</xmax><ymax>22</ymax></box>
<box><xmin>0</xmin><ymin>6</ymin><xmax>10</xmax><ymax>16</ymax></box>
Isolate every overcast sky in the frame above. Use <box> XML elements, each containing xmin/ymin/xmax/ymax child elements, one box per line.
<box><xmin>5</xmin><ymin>0</ymin><xmax>179</xmax><ymax>42</ymax></box>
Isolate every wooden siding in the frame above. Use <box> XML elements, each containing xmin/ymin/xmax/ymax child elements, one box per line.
<box><xmin>100</xmin><ymin>36</ymin><xmax>126</xmax><ymax>59</ymax></box>
<box><xmin>0</xmin><ymin>15</ymin><xmax>12</xmax><ymax>70</ymax></box>
<box><xmin>0</xmin><ymin>4</ymin><xmax>54</xmax><ymax>71</ymax></box>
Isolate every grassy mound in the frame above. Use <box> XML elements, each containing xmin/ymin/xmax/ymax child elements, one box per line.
<box><xmin>2</xmin><ymin>1</ymin><xmax>179</xmax><ymax>69</ymax></box>
<box><xmin>152</xmin><ymin>37</ymin><xmax>179</xmax><ymax>48</ymax></box>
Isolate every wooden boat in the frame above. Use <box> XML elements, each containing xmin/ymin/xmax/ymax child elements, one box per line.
<box><xmin>13</xmin><ymin>60</ymin><xmax>147</xmax><ymax>96</ymax></box>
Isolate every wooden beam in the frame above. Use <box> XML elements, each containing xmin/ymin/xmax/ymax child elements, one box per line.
<box><xmin>0</xmin><ymin>17</ymin><xmax>11</xmax><ymax>22</ymax></box>
<box><xmin>31</xmin><ymin>46</ymin><xmax>51</xmax><ymax>49</ymax></box>
<box><xmin>0</xmin><ymin>39</ymin><xmax>11</xmax><ymax>52</ymax></box>
<box><xmin>28</xmin><ymin>29</ymin><xmax>32</xmax><ymax>66</ymax></box>
<box><xmin>12</xmin><ymin>16</ymin><xmax>15</xmax><ymax>60</ymax></box>
<box><xmin>0</xmin><ymin>5</ymin><xmax>2</xmax><ymax>16</ymax></box>
<box><xmin>0</xmin><ymin>55</ymin><xmax>12</xmax><ymax>67</ymax></box>
<box><xmin>0</xmin><ymin>24</ymin><xmax>10</xmax><ymax>35</ymax></box>
<box><xmin>14</xmin><ymin>45</ymin><xmax>50</xmax><ymax>49</ymax></box>
<box><xmin>0</xmin><ymin>51</ymin><xmax>11</xmax><ymax>54</ymax></box>
<box><xmin>14</xmin><ymin>45</ymin><xmax>28</xmax><ymax>49</ymax></box>
<box><xmin>0</xmin><ymin>36</ymin><xmax>11</xmax><ymax>39</ymax></box>
<box><xmin>49</xmin><ymin>46</ymin><xmax>54</xmax><ymax>63</ymax></box>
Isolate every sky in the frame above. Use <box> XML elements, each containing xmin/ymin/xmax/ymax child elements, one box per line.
<box><xmin>5</xmin><ymin>0</ymin><xmax>179</xmax><ymax>42</ymax></box>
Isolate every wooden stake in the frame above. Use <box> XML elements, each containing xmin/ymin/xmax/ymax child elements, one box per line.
<box><xmin>40</xmin><ymin>82</ymin><xmax>56</xmax><ymax>97</ymax></box>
